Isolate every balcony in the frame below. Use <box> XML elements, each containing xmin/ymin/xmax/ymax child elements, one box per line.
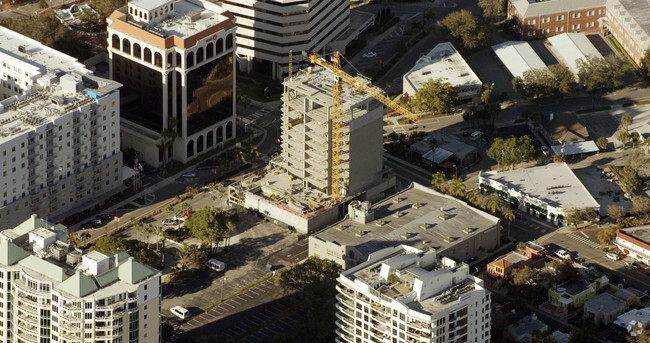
<box><xmin>96</xmin><ymin>300</ymin><xmax>124</xmax><ymax>311</ymax></box>
<box><xmin>15</xmin><ymin>328</ymin><xmax>38</xmax><ymax>342</ymax></box>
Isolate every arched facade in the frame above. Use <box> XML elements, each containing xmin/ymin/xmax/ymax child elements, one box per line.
<box><xmin>144</xmin><ymin>48</ymin><xmax>152</xmax><ymax>63</ymax></box>
<box><xmin>154</xmin><ymin>52</ymin><xmax>163</xmax><ymax>67</ymax></box>
<box><xmin>226</xmin><ymin>34</ymin><xmax>233</xmax><ymax>50</ymax></box>
<box><xmin>187</xmin><ymin>140</ymin><xmax>194</xmax><ymax>158</ymax></box>
<box><xmin>112</xmin><ymin>35</ymin><xmax>120</xmax><ymax>50</ymax></box>
<box><xmin>122</xmin><ymin>39</ymin><xmax>131</xmax><ymax>54</ymax></box>
<box><xmin>207</xmin><ymin>131</ymin><xmax>214</xmax><ymax>148</ymax></box>
<box><xmin>187</xmin><ymin>52</ymin><xmax>194</xmax><ymax>67</ymax></box>
<box><xmin>197</xmin><ymin>136</ymin><xmax>204</xmax><ymax>153</ymax></box>
<box><xmin>133</xmin><ymin>43</ymin><xmax>141</xmax><ymax>59</ymax></box>
<box><xmin>226</xmin><ymin>121</ymin><xmax>233</xmax><ymax>139</ymax></box>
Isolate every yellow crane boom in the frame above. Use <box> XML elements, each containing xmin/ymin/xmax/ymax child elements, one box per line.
<box><xmin>305</xmin><ymin>52</ymin><xmax>419</xmax><ymax>123</ymax></box>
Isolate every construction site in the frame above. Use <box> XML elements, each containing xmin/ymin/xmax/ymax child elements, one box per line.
<box><xmin>229</xmin><ymin>61</ymin><xmax>399</xmax><ymax>234</ymax></box>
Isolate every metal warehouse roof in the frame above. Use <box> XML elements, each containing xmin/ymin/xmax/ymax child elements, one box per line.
<box><xmin>492</xmin><ymin>41</ymin><xmax>549</xmax><ymax>78</ymax></box>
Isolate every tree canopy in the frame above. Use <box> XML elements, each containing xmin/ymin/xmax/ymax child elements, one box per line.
<box><xmin>440</xmin><ymin>10</ymin><xmax>491</xmax><ymax>50</ymax></box>
<box><xmin>478</xmin><ymin>0</ymin><xmax>506</xmax><ymax>22</ymax></box>
<box><xmin>512</xmin><ymin>66</ymin><xmax>575</xmax><ymax>98</ymax></box>
<box><xmin>91</xmin><ymin>236</ymin><xmax>158</xmax><ymax>266</ymax></box>
<box><xmin>486</xmin><ymin>135</ymin><xmax>536</xmax><ymax>170</ymax></box>
<box><xmin>407</xmin><ymin>78</ymin><xmax>458</xmax><ymax>113</ymax></box>
<box><xmin>91</xmin><ymin>0</ymin><xmax>128</xmax><ymax>18</ymax></box>
<box><xmin>576</xmin><ymin>55</ymin><xmax>631</xmax><ymax>90</ymax></box>
<box><xmin>183</xmin><ymin>207</ymin><xmax>231</xmax><ymax>246</ymax></box>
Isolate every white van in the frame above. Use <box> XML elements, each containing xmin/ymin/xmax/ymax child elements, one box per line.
<box><xmin>469</xmin><ymin>131</ymin><xmax>483</xmax><ymax>141</ymax></box>
<box><xmin>170</xmin><ymin>306</ymin><xmax>190</xmax><ymax>319</ymax></box>
<box><xmin>206</xmin><ymin>259</ymin><xmax>226</xmax><ymax>272</ymax></box>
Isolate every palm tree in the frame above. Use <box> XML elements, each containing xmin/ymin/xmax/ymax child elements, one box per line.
<box><xmin>448</xmin><ymin>178</ymin><xmax>466</xmax><ymax>197</ymax></box>
<box><xmin>466</xmin><ymin>189</ymin><xmax>480</xmax><ymax>205</ymax></box>
<box><xmin>143</xmin><ymin>224</ymin><xmax>155</xmax><ymax>248</ymax></box>
<box><xmin>487</xmin><ymin>195</ymin><xmax>502</xmax><ymax>214</ymax></box>
<box><xmin>133</xmin><ymin>220</ymin><xmax>143</xmax><ymax>240</ymax></box>
<box><xmin>79</xmin><ymin>230</ymin><xmax>91</xmax><ymax>245</ymax></box>
<box><xmin>431</xmin><ymin>172</ymin><xmax>447</xmax><ymax>191</ymax></box>
<box><xmin>502</xmin><ymin>209</ymin><xmax>515</xmax><ymax>238</ymax></box>
<box><xmin>156</xmin><ymin>117</ymin><xmax>178</xmax><ymax>176</ymax></box>
<box><xmin>67</xmin><ymin>231</ymin><xmax>79</xmax><ymax>247</ymax></box>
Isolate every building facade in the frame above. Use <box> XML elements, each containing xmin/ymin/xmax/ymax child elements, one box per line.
<box><xmin>221</xmin><ymin>0</ymin><xmax>351</xmax><ymax>79</ymax></box>
<box><xmin>614</xmin><ymin>226</ymin><xmax>650</xmax><ymax>265</ymax></box>
<box><xmin>336</xmin><ymin>245</ymin><xmax>491</xmax><ymax>343</ymax></box>
<box><xmin>0</xmin><ymin>215</ymin><xmax>160</xmax><ymax>343</ymax></box>
<box><xmin>0</xmin><ymin>27</ymin><xmax>123</xmax><ymax>230</ymax></box>
<box><xmin>107</xmin><ymin>0</ymin><xmax>237</xmax><ymax>166</ymax></box>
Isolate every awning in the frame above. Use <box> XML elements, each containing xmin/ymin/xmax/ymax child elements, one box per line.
<box><xmin>122</xmin><ymin>167</ymin><xmax>136</xmax><ymax>181</ymax></box>
<box><xmin>505</xmin><ymin>196</ymin><xmax>519</xmax><ymax>204</ymax></box>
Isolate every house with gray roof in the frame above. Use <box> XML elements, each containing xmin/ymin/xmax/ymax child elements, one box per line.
<box><xmin>584</xmin><ymin>293</ymin><xmax>627</xmax><ymax>325</ymax></box>
<box><xmin>507</xmin><ymin>315</ymin><xmax>548</xmax><ymax>342</ymax></box>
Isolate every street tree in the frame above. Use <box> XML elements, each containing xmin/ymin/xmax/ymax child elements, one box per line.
<box><xmin>407</xmin><ymin>78</ymin><xmax>458</xmax><ymax>113</ymax></box>
<box><xmin>597</xmin><ymin>226</ymin><xmax>618</xmax><ymax>246</ymax></box>
<box><xmin>632</xmin><ymin>196</ymin><xmax>650</xmax><ymax>218</ymax></box>
<box><xmin>486</xmin><ymin>135</ymin><xmax>536</xmax><ymax>170</ymax></box>
<box><xmin>617</xmin><ymin>131</ymin><xmax>630</xmax><ymax>149</ymax></box>
<box><xmin>79</xmin><ymin>230</ymin><xmax>91</xmax><ymax>245</ymax></box>
<box><xmin>156</xmin><ymin>117</ymin><xmax>178</xmax><ymax>176</ymax></box>
<box><xmin>503</xmin><ymin>209</ymin><xmax>515</xmax><ymax>237</ymax></box>
<box><xmin>565</xmin><ymin>208</ymin><xmax>598</xmax><ymax>228</ymax></box>
<box><xmin>448</xmin><ymin>178</ymin><xmax>466</xmax><ymax>197</ymax></box>
<box><xmin>512</xmin><ymin>67</ymin><xmax>572</xmax><ymax>98</ymax></box>
<box><xmin>486</xmin><ymin>195</ymin><xmax>502</xmax><ymax>214</ymax></box>
<box><xmin>67</xmin><ymin>232</ymin><xmax>79</xmax><ymax>247</ymax></box>
<box><xmin>165</xmin><ymin>204</ymin><xmax>174</xmax><ymax>219</ymax></box>
<box><xmin>428</xmin><ymin>138</ymin><xmax>439</xmax><ymax>155</ymax></box>
<box><xmin>607</xmin><ymin>205</ymin><xmax>626</xmax><ymax>221</ymax></box>
<box><xmin>596</xmin><ymin>137</ymin><xmax>609</xmax><ymax>151</ymax></box>
<box><xmin>431</xmin><ymin>171</ymin><xmax>447</xmax><ymax>191</ymax></box>
<box><xmin>481</xmin><ymin>84</ymin><xmax>493</xmax><ymax>104</ymax></box>
<box><xmin>641</xmin><ymin>49</ymin><xmax>650</xmax><ymax>79</ymax></box>
<box><xmin>92</xmin><ymin>0</ymin><xmax>128</xmax><ymax>18</ymax></box>
<box><xmin>548</xmin><ymin>64</ymin><xmax>576</xmax><ymax>94</ymax></box>
<box><xmin>440</xmin><ymin>10</ymin><xmax>490</xmax><ymax>50</ymax></box>
<box><xmin>478</xmin><ymin>0</ymin><xmax>506</xmax><ymax>22</ymax></box>
<box><xmin>621</xmin><ymin>113</ymin><xmax>633</xmax><ymax>133</ymax></box>
<box><xmin>176</xmin><ymin>244</ymin><xmax>208</xmax><ymax>270</ymax></box>
<box><xmin>576</xmin><ymin>55</ymin><xmax>631</xmax><ymax>90</ymax></box>
<box><xmin>553</xmin><ymin>154</ymin><xmax>566</xmax><ymax>163</ymax></box>
<box><xmin>511</xmin><ymin>266</ymin><xmax>535</xmax><ymax>286</ymax></box>
<box><xmin>183</xmin><ymin>207</ymin><xmax>229</xmax><ymax>246</ymax></box>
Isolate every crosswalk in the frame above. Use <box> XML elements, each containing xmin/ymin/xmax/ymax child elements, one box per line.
<box><xmin>249</xmin><ymin>107</ymin><xmax>273</xmax><ymax>120</ymax></box>
<box><xmin>566</xmin><ymin>232</ymin><xmax>600</xmax><ymax>249</ymax></box>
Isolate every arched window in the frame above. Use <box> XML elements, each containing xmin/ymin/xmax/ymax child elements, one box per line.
<box><xmin>154</xmin><ymin>52</ymin><xmax>163</xmax><ymax>67</ymax></box>
<box><xmin>187</xmin><ymin>52</ymin><xmax>194</xmax><ymax>67</ymax></box>
<box><xmin>217</xmin><ymin>126</ymin><xmax>223</xmax><ymax>142</ymax></box>
<box><xmin>176</xmin><ymin>52</ymin><xmax>181</xmax><ymax>67</ymax></box>
<box><xmin>170</xmin><ymin>3</ymin><xmax>173</xmax><ymax>10</ymax></box>
<box><xmin>167</xmin><ymin>52</ymin><xmax>173</xmax><ymax>68</ymax></box>
<box><xmin>216</xmin><ymin>38</ymin><xmax>223</xmax><ymax>54</ymax></box>
<box><xmin>187</xmin><ymin>140</ymin><xmax>194</xmax><ymax>158</ymax></box>
<box><xmin>133</xmin><ymin>43</ymin><xmax>141</xmax><ymax>59</ymax></box>
<box><xmin>226</xmin><ymin>121</ymin><xmax>233</xmax><ymax>139</ymax></box>
<box><xmin>206</xmin><ymin>42</ymin><xmax>214</xmax><ymax>59</ymax></box>
<box><xmin>111</xmin><ymin>35</ymin><xmax>120</xmax><ymax>50</ymax></box>
<box><xmin>129</xmin><ymin>7</ymin><xmax>132</xmax><ymax>14</ymax></box>
<box><xmin>165</xmin><ymin>5</ymin><xmax>168</xmax><ymax>13</ymax></box>
<box><xmin>122</xmin><ymin>39</ymin><xmax>131</xmax><ymax>54</ymax></box>
<box><xmin>144</xmin><ymin>48</ymin><xmax>152</xmax><ymax>63</ymax></box>
<box><xmin>206</xmin><ymin>131</ymin><xmax>214</xmax><ymax>148</ymax></box>
<box><xmin>226</xmin><ymin>34</ymin><xmax>233</xmax><ymax>50</ymax></box>
<box><xmin>144</xmin><ymin>13</ymin><xmax>147</xmax><ymax>20</ymax></box>
<box><xmin>196</xmin><ymin>47</ymin><xmax>204</xmax><ymax>63</ymax></box>
<box><xmin>197</xmin><ymin>135</ymin><xmax>204</xmax><ymax>153</ymax></box>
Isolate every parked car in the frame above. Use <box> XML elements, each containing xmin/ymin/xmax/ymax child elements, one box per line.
<box><xmin>170</xmin><ymin>306</ymin><xmax>191</xmax><ymax>320</ymax></box>
<box><xmin>469</xmin><ymin>131</ymin><xmax>483</xmax><ymax>141</ymax></box>
<box><xmin>362</xmin><ymin>51</ymin><xmax>377</xmax><ymax>58</ymax></box>
<box><xmin>182</xmin><ymin>172</ymin><xmax>196</xmax><ymax>178</ymax></box>
<box><xmin>206</xmin><ymin>259</ymin><xmax>226</xmax><ymax>272</ymax></box>
<box><xmin>162</xmin><ymin>219</ymin><xmax>180</xmax><ymax>226</ymax></box>
<box><xmin>625</xmin><ymin>261</ymin><xmax>639</xmax><ymax>270</ymax></box>
<box><xmin>556</xmin><ymin>250</ymin><xmax>571</xmax><ymax>260</ymax></box>
<box><xmin>80</xmin><ymin>222</ymin><xmax>95</xmax><ymax>230</ymax></box>
<box><xmin>606</xmin><ymin>252</ymin><xmax>620</xmax><ymax>260</ymax></box>
<box><xmin>541</xmin><ymin>146</ymin><xmax>550</xmax><ymax>155</ymax></box>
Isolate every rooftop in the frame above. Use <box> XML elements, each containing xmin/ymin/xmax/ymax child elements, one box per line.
<box><xmin>553</xmin><ymin>279</ymin><xmax>592</xmax><ymax>296</ymax></box>
<box><xmin>284</xmin><ymin>66</ymin><xmax>380</xmax><ymax>114</ymax></box>
<box><xmin>489</xmin><ymin>251</ymin><xmax>529</xmax><ymax>269</ymax></box>
<box><xmin>403</xmin><ymin>42</ymin><xmax>481</xmax><ymax>93</ymax></box>
<box><xmin>618</xmin><ymin>225</ymin><xmax>650</xmax><ymax>249</ymax></box>
<box><xmin>585</xmin><ymin>292</ymin><xmax>626</xmax><ymax>310</ymax></box>
<box><xmin>313</xmin><ymin>183</ymin><xmax>499</xmax><ymax>257</ymax></box>
<box><xmin>479</xmin><ymin>163</ymin><xmax>599</xmax><ymax>210</ymax></box>
<box><xmin>510</xmin><ymin>0</ymin><xmax>606</xmax><ymax>17</ymax></box>
<box><xmin>615</xmin><ymin>0</ymin><xmax>650</xmax><ymax>49</ymax></box>
<box><xmin>614</xmin><ymin>307</ymin><xmax>650</xmax><ymax>334</ymax></box>
<box><xmin>550</xmin><ymin>141</ymin><xmax>599</xmax><ymax>155</ymax></box>
<box><xmin>492</xmin><ymin>41</ymin><xmax>549</xmax><ymax>78</ymax></box>
<box><xmin>548</xmin><ymin>33</ymin><xmax>603</xmax><ymax>76</ymax></box>
<box><xmin>507</xmin><ymin>315</ymin><xmax>548</xmax><ymax>339</ymax></box>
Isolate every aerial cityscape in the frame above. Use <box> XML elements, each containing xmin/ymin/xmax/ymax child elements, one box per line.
<box><xmin>0</xmin><ymin>0</ymin><xmax>650</xmax><ymax>342</ymax></box>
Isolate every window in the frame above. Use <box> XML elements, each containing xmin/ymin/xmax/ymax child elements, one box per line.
<box><xmin>557</xmin><ymin>26</ymin><xmax>564</xmax><ymax>32</ymax></box>
<box><xmin>573</xmin><ymin>12</ymin><xmax>581</xmax><ymax>18</ymax></box>
<box><xmin>542</xmin><ymin>17</ymin><xmax>550</xmax><ymax>23</ymax></box>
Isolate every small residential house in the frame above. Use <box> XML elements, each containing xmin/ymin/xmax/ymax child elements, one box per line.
<box><xmin>537</xmin><ymin>112</ymin><xmax>589</xmax><ymax>145</ymax></box>
<box><xmin>522</xmin><ymin>241</ymin><xmax>547</xmax><ymax>259</ymax></box>
<box><xmin>583</xmin><ymin>293</ymin><xmax>627</xmax><ymax>325</ymax></box>
<box><xmin>614</xmin><ymin>308</ymin><xmax>650</xmax><ymax>337</ymax></box>
<box><xmin>507</xmin><ymin>315</ymin><xmax>548</xmax><ymax>343</ymax></box>
<box><xmin>487</xmin><ymin>251</ymin><xmax>529</xmax><ymax>279</ymax></box>
<box><xmin>549</xmin><ymin>274</ymin><xmax>609</xmax><ymax>311</ymax></box>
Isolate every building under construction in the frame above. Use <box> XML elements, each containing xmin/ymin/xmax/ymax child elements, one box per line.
<box><xmin>229</xmin><ymin>67</ymin><xmax>396</xmax><ymax>233</ymax></box>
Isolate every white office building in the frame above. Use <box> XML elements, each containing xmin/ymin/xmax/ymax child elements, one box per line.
<box><xmin>221</xmin><ymin>0</ymin><xmax>352</xmax><ymax>79</ymax></box>
<box><xmin>336</xmin><ymin>245</ymin><xmax>491</xmax><ymax>343</ymax></box>
<box><xmin>0</xmin><ymin>215</ymin><xmax>161</xmax><ymax>343</ymax></box>
<box><xmin>0</xmin><ymin>26</ymin><xmax>123</xmax><ymax>230</ymax></box>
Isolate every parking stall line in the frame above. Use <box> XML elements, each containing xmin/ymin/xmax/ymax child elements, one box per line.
<box><xmin>248</xmin><ymin>290</ymin><xmax>260</xmax><ymax>296</ymax></box>
<box><xmin>221</xmin><ymin>303</ymin><xmax>235</xmax><ymax>309</ymax></box>
<box><xmin>229</xmin><ymin>298</ymin><xmax>242</xmax><ymax>305</ymax></box>
<box><xmin>240</xmin><ymin>293</ymin><xmax>254</xmax><ymax>299</ymax></box>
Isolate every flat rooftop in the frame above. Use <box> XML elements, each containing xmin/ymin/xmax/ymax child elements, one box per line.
<box><xmin>619</xmin><ymin>225</ymin><xmax>650</xmax><ymax>246</ymax></box>
<box><xmin>285</xmin><ymin>66</ymin><xmax>379</xmax><ymax>113</ymax></box>
<box><xmin>510</xmin><ymin>0</ymin><xmax>606</xmax><ymax>17</ymax></box>
<box><xmin>480</xmin><ymin>163</ymin><xmax>599</xmax><ymax>210</ymax></box>
<box><xmin>548</xmin><ymin>33</ymin><xmax>603</xmax><ymax>76</ymax></box>
<box><xmin>492</xmin><ymin>41</ymin><xmax>549</xmax><ymax>78</ymax></box>
<box><xmin>313</xmin><ymin>183</ymin><xmax>499</xmax><ymax>257</ymax></box>
<box><xmin>616</xmin><ymin>0</ymin><xmax>650</xmax><ymax>48</ymax></box>
<box><xmin>403</xmin><ymin>42</ymin><xmax>481</xmax><ymax>92</ymax></box>
<box><xmin>585</xmin><ymin>292</ymin><xmax>626</xmax><ymax>310</ymax></box>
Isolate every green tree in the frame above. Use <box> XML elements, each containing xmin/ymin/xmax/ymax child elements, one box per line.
<box><xmin>183</xmin><ymin>207</ymin><xmax>230</xmax><ymax>246</ymax></box>
<box><xmin>67</xmin><ymin>231</ymin><xmax>79</xmax><ymax>247</ymax></box>
<box><xmin>516</xmin><ymin>241</ymin><xmax>526</xmax><ymax>251</ymax></box>
<box><xmin>549</xmin><ymin>64</ymin><xmax>576</xmax><ymax>94</ymax></box>
<box><xmin>553</xmin><ymin>261</ymin><xmax>580</xmax><ymax>283</ymax></box>
<box><xmin>156</xmin><ymin>117</ymin><xmax>178</xmax><ymax>176</ymax></box>
<box><xmin>0</xmin><ymin>14</ymin><xmax>67</xmax><ymax>48</ymax></box>
<box><xmin>275</xmin><ymin>256</ymin><xmax>341</xmax><ymax>293</ymax></box>
<box><xmin>440</xmin><ymin>10</ymin><xmax>491</xmax><ymax>50</ymax></box>
<box><xmin>176</xmin><ymin>244</ymin><xmax>208</xmax><ymax>270</ymax></box>
<box><xmin>478</xmin><ymin>0</ymin><xmax>506</xmax><ymax>22</ymax></box>
<box><xmin>38</xmin><ymin>0</ymin><xmax>48</xmax><ymax>9</ymax></box>
<box><xmin>79</xmin><ymin>230</ymin><xmax>91</xmax><ymax>245</ymax></box>
<box><xmin>407</xmin><ymin>78</ymin><xmax>458</xmax><ymax>113</ymax></box>
<box><xmin>597</xmin><ymin>226</ymin><xmax>617</xmax><ymax>246</ymax></box>
<box><xmin>607</xmin><ymin>205</ymin><xmax>626</xmax><ymax>221</ymax></box>
<box><xmin>487</xmin><ymin>195</ymin><xmax>502</xmax><ymax>214</ymax></box>
<box><xmin>165</xmin><ymin>204</ymin><xmax>175</xmax><ymax>219</ymax></box>
<box><xmin>596</xmin><ymin>137</ymin><xmax>608</xmax><ymax>151</ymax></box>
<box><xmin>632</xmin><ymin>196</ymin><xmax>650</xmax><ymax>218</ymax></box>
<box><xmin>513</xmin><ymin>68</ymin><xmax>568</xmax><ymax>98</ymax></box>
<box><xmin>448</xmin><ymin>178</ymin><xmax>466</xmax><ymax>197</ymax></box>
<box><xmin>466</xmin><ymin>189</ymin><xmax>481</xmax><ymax>205</ymax></box>
<box><xmin>553</xmin><ymin>154</ymin><xmax>566</xmax><ymax>163</ymax></box>
<box><xmin>641</xmin><ymin>49</ymin><xmax>650</xmax><ymax>79</ymax></box>
<box><xmin>481</xmin><ymin>84</ymin><xmax>493</xmax><ymax>104</ymax></box>
<box><xmin>91</xmin><ymin>0</ymin><xmax>127</xmax><ymax>18</ymax></box>
<box><xmin>78</xmin><ymin>11</ymin><xmax>101</xmax><ymax>28</ymax></box>
<box><xmin>621</xmin><ymin>113</ymin><xmax>633</xmax><ymax>134</ymax></box>
<box><xmin>503</xmin><ymin>209</ymin><xmax>515</xmax><ymax>236</ymax></box>
<box><xmin>431</xmin><ymin>171</ymin><xmax>447</xmax><ymax>191</ymax></box>
<box><xmin>92</xmin><ymin>236</ymin><xmax>127</xmax><ymax>254</ymax></box>
<box><xmin>486</xmin><ymin>135</ymin><xmax>536</xmax><ymax>170</ymax></box>
<box><xmin>617</xmin><ymin>131</ymin><xmax>630</xmax><ymax>149</ymax></box>
<box><xmin>576</xmin><ymin>55</ymin><xmax>631</xmax><ymax>90</ymax></box>
<box><xmin>511</xmin><ymin>266</ymin><xmax>535</xmax><ymax>285</ymax></box>
<box><xmin>565</xmin><ymin>208</ymin><xmax>598</xmax><ymax>228</ymax></box>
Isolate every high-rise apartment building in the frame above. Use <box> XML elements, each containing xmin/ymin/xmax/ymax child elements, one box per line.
<box><xmin>0</xmin><ymin>215</ymin><xmax>161</xmax><ymax>343</ymax></box>
<box><xmin>221</xmin><ymin>0</ymin><xmax>351</xmax><ymax>79</ymax></box>
<box><xmin>336</xmin><ymin>245</ymin><xmax>491</xmax><ymax>343</ymax></box>
<box><xmin>0</xmin><ymin>27</ymin><xmax>122</xmax><ymax>230</ymax></box>
<box><xmin>107</xmin><ymin>0</ymin><xmax>237</xmax><ymax>166</ymax></box>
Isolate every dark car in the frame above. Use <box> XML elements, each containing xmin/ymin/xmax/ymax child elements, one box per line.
<box><xmin>80</xmin><ymin>222</ymin><xmax>95</xmax><ymax>230</ymax></box>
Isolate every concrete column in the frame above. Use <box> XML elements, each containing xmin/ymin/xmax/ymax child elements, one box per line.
<box><xmin>161</xmin><ymin>70</ymin><xmax>168</xmax><ymax>131</ymax></box>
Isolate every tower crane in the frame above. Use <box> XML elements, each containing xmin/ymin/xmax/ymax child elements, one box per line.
<box><xmin>303</xmin><ymin>51</ymin><xmax>418</xmax><ymax>202</ymax></box>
